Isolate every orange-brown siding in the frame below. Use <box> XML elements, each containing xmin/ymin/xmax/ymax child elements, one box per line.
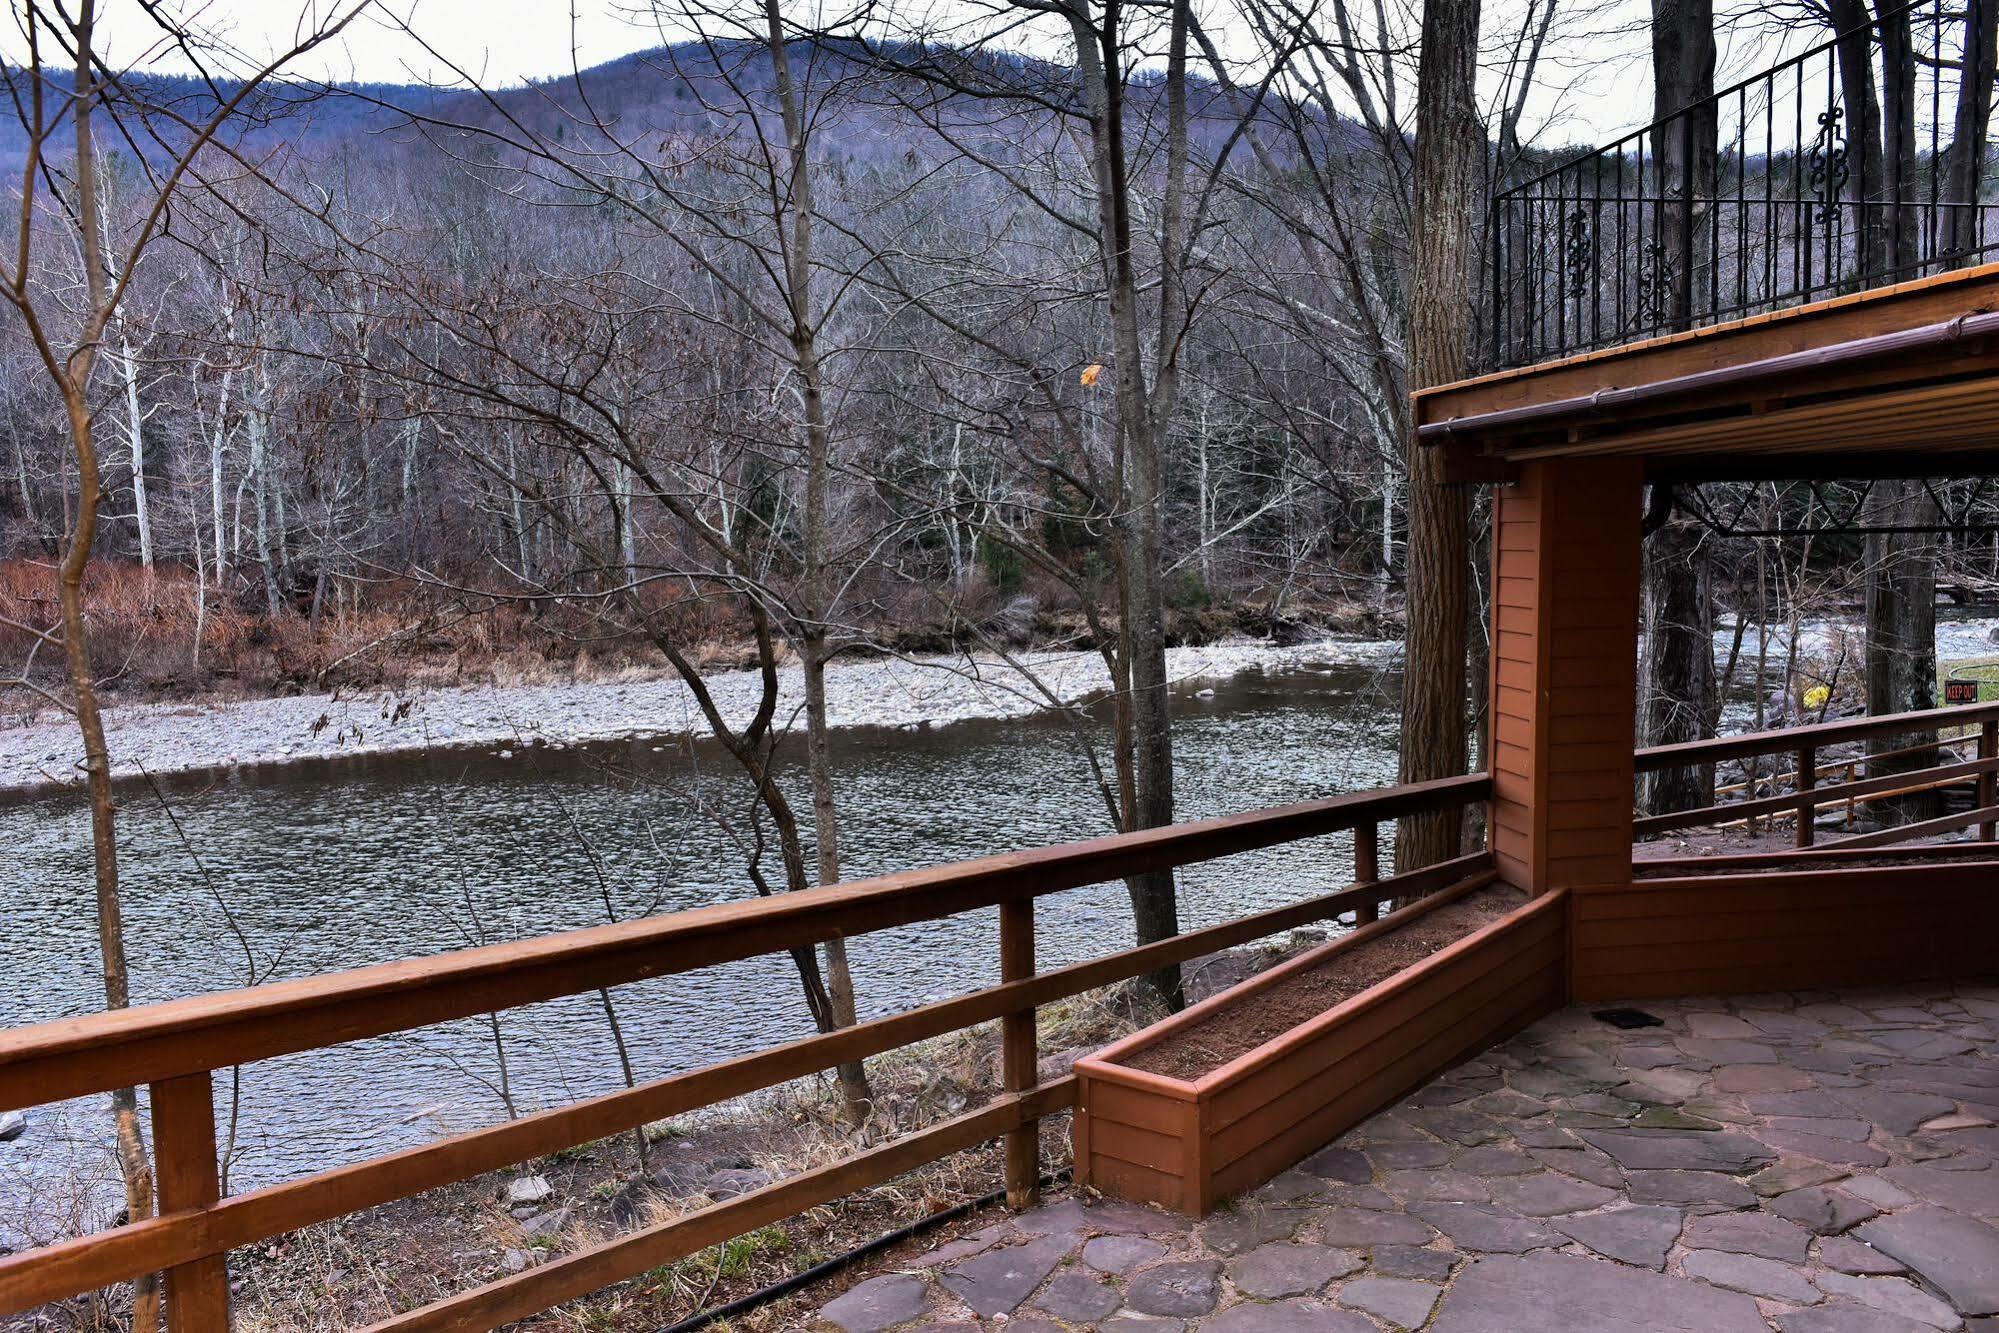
<box><xmin>1489</xmin><ymin>458</ymin><xmax>1644</xmax><ymax>902</ymax></box>
<box><xmin>1573</xmin><ymin>861</ymin><xmax>1999</xmax><ymax>1000</ymax></box>
<box><xmin>1414</xmin><ymin>259</ymin><xmax>1999</xmax><ymax>424</ymax></box>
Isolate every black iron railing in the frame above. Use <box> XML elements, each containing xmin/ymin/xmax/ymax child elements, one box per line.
<box><xmin>1486</xmin><ymin>0</ymin><xmax>1999</xmax><ymax>370</ymax></box>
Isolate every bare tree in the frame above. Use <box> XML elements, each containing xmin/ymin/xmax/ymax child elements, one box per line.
<box><xmin>1638</xmin><ymin>0</ymin><xmax>1720</xmax><ymax>814</ymax></box>
<box><xmin>299</xmin><ymin>12</ymin><xmax>907</xmax><ymax>1116</ymax></box>
<box><xmin>1396</xmin><ymin>0</ymin><xmax>1484</xmax><ymax>871</ymax></box>
<box><xmin>0</xmin><ymin>2</ymin><xmax>361</xmax><ymax>1324</ymax></box>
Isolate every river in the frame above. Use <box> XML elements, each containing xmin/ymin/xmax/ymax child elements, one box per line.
<box><xmin>0</xmin><ymin>657</ymin><xmax>1400</xmax><ymax>1222</ymax></box>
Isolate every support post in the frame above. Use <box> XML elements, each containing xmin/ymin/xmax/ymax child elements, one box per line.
<box><xmin>1487</xmin><ymin>458</ymin><xmax>1644</xmax><ymax>898</ymax></box>
<box><xmin>1353</xmin><ymin>823</ymin><xmax>1379</xmax><ymax>925</ymax></box>
<box><xmin>151</xmin><ymin>1071</ymin><xmax>228</xmax><ymax>1331</ymax></box>
<box><xmin>999</xmin><ymin>896</ymin><xmax>1038</xmax><ymax>1209</ymax></box>
<box><xmin>1795</xmin><ymin>745</ymin><xmax>1817</xmax><ymax>848</ymax></box>
<box><xmin>1980</xmin><ymin>720</ymin><xmax>1996</xmax><ymax>841</ymax></box>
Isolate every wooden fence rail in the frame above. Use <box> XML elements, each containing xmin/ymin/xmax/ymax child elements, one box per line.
<box><xmin>1633</xmin><ymin>697</ymin><xmax>1999</xmax><ymax>773</ymax></box>
<box><xmin>0</xmin><ymin>774</ymin><xmax>1488</xmax><ymax>1330</ymax></box>
<box><xmin>1633</xmin><ymin>699</ymin><xmax>1999</xmax><ymax>849</ymax></box>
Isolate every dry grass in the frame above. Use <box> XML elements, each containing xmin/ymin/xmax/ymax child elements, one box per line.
<box><xmin>0</xmin><ymin>560</ymin><xmax>751</xmax><ymax>717</ymax></box>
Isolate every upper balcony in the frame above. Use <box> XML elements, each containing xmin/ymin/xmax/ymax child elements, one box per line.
<box><xmin>1482</xmin><ymin>0</ymin><xmax>1998</xmax><ymax>375</ymax></box>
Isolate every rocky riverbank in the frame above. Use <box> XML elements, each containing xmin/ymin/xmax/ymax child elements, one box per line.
<box><xmin>0</xmin><ymin>636</ymin><xmax>1398</xmax><ymax>796</ymax></box>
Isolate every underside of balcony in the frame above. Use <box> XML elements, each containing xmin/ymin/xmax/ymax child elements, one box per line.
<box><xmin>1420</xmin><ymin>259</ymin><xmax>1999</xmax><ymax>484</ymax></box>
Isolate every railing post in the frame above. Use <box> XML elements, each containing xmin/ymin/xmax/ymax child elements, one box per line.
<box><xmin>1678</xmin><ymin>110</ymin><xmax>1696</xmax><ymax>329</ymax></box>
<box><xmin>999</xmin><ymin>896</ymin><xmax>1038</xmax><ymax>1210</ymax></box>
<box><xmin>1980</xmin><ymin>720</ymin><xmax>1996</xmax><ymax>841</ymax></box>
<box><xmin>1488</xmin><ymin>195</ymin><xmax>1504</xmax><ymax>368</ymax></box>
<box><xmin>151</xmin><ymin>1071</ymin><xmax>229</xmax><ymax>1331</ymax></box>
<box><xmin>1795</xmin><ymin>745</ymin><xmax>1817</xmax><ymax>848</ymax></box>
<box><xmin>1353</xmin><ymin>823</ymin><xmax>1379</xmax><ymax>926</ymax></box>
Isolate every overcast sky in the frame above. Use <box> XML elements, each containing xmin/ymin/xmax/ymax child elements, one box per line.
<box><xmin>51</xmin><ymin>1</ymin><xmax>665</xmax><ymax>87</ymax></box>
<box><xmin>50</xmin><ymin>0</ymin><xmax>1685</xmax><ymax>146</ymax></box>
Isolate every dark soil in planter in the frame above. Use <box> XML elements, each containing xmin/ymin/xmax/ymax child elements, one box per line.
<box><xmin>1123</xmin><ymin>885</ymin><xmax>1525</xmax><ymax>1081</ymax></box>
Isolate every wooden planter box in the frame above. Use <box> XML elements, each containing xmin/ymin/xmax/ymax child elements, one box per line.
<box><xmin>1073</xmin><ymin>883</ymin><xmax>1567</xmax><ymax>1215</ymax></box>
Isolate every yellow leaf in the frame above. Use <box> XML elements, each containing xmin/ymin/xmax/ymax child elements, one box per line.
<box><xmin>1080</xmin><ymin>363</ymin><xmax>1103</xmax><ymax>387</ymax></box>
<box><xmin>1803</xmin><ymin>684</ymin><xmax>1831</xmax><ymax>710</ymax></box>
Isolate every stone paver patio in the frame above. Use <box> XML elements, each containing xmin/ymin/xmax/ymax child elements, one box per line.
<box><xmin>812</xmin><ymin>982</ymin><xmax>1999</xmax><ymax>1331</ymax></box>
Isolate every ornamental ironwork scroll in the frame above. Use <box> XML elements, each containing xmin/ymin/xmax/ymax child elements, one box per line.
<box><xmin>1636</xmin><ymin>241</ymin><xmax>1674</xmax><ymax>328</ymax></box>
<box><xmin>1809</xmin><ymin>105</ymin><xmax>1848</xmax><ymax>225</ymax></box>
<box><xmin>1564</xmin><ymin>206</ymin><xmax>1594</xmax><ymax>299</ymax></box>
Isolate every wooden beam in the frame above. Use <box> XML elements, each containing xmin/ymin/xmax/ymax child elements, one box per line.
<box><xmin>0</xmin><ymin>774</ymin><xmax>1489</xmax><ymax>1112</ymax></box>
<box><xmin>150</xmin><ymin>1073</ymin><xmax>228</xmax><ymax>1333</ymax></box>
<box><xmin>1635</xmin><ymin>839</ymin><xmax>1999</xmax><ymax>875</ymax></box>
<box><xmin>1416</xmin><ymin>259</ymin><xmax>1999</xmax><ymax>423</ymax></box>
<box><xmin>1502</xmin><ymin>375</ymin><xmax>1999</xmax><ymax>463</ymax></box>
<box><xmin>1635</xmin><ymin>700</ymin><xmax>1999</xmax><ymax>772</ymax></box>
<box><xmin>1632</xmin><ymin>755</ymin><xmax>1999</xmax><ymax>835</ymax></box>
<box><xmin>1000</xmin><ymin>897</ymin><xmax>1038</xmax><ymax>1209</ymax></box>
<box><xmin>1822</xmin><ymin>802</ymin><xmax>1999</xmax><ymax>849</ymax></box>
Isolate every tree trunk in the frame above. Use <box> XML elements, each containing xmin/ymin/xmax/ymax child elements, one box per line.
<box><xmin>250</xmin><ymin>407</ymin><xmax>282</xmax><ymax>618</ymax></box>
<box><xmin>803</xmin><ymin>637</ymin><xmax>871</xmax><ymax>1123</ymax></box>
<box><xmin>1942</xmin><ymin>0</ymin><xmax>1998</xmax><ymax>256</ymax></box>
<box><xmin>1121</xmin><ymin>429</ymin><xmax>1182</xmax><ymax>1006</ymax></box>
<box><xmin>209</xmin><ymin>366</ymin><xmax>231</xmax><ymax>588</ymax></box>
<box><xmin>1864</xmin><ymin>480</ymin><xmax>1941</xmax><ymax>824</ymax></box>
<box><xmin>60</xmin><ymin>39</ymin><xmax>160</xmax><ymax>1324</ymax></box>
<box><xmin>1635</xmin><ymin>3</ymin><xmax>1720</xmax><ymax>817</ymax></box>
<box><xmin>766</xmin><ymin>0</ymin><xmax>873</xmax><ymax>1121</ymax></box>
<box><xmin>1875</xmin><ymin>0</ymin><xmax>1919</xmax><ymax>272</ymax></box>
<box><xmin>1064</xmin><ymin>0</ymin><xmax>1187</xmax><ymax>1009</ymax></box>
<box><xmin>1394</xmin><ymin>0</ymin><xmax>1482</xmax><ymax>872</ymax></box>
<box><xmin>119</xmin><ymin>337</ymin><xmax>152</xmax><ymax>571</ymax></box>
<box><xmin>57</xmin><ymin>386</ymin><xmax>161</xmax><ymax>1333</ymax></box>
<box><xmin>1640</xmin><ymin>506</ymin><xmax>1716</xmax><ymax>813</ymax></box>
<box><xmin>1826</xmin><ymin>0</ymin><xmax>1888</xmax><ymax>276</ymax></box>
<box><xmin>1650</xmin><ymin>0</ymin><xmax>1716</xmax><ymax>328</ymax></box>
<box><xmin>1380</xmin><ymin>449</ymin><xmax>1397</xmax><ymax>591</ymax></box>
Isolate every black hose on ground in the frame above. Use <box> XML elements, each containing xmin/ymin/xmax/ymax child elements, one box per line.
<box><xmin>655</xmin><ymin>1168</ymin><xmax>1073</xmax><ymax>1333</ymax></box>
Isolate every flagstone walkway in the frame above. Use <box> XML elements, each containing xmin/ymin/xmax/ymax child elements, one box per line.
<box><xmin>811</xmin><ymin>982</ymin><xmax>1999</xmax><ymax>1332</ymax></box>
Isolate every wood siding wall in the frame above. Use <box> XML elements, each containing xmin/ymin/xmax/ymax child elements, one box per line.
<box><xmin>1490</xmin><ymin>459</ymin><xmax>1645</xmax><ymax>902</ymax></box>
<box><xmin>1070</xmin><ymin>1072</ymin><xmax>1200</xmax><ymax>1213</ymax></box>
<box><xmin>1573</xmin><ymin>860</ymin><xmax>1999</xmax><ymax>1000</ymax></box>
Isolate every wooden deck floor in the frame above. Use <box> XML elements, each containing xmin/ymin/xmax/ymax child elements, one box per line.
<box><xmin>811</xmin><ymin>981</ymin><xmax>1999</xmax><ymax>1331</ymax></box>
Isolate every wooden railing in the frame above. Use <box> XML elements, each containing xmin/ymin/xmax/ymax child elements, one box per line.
<box><xmin>1633</xmin><ymin>699</ymin><xmax>1999</xmax><ymax>849</ymax></box>
<box><xmin>0</xmin><ymin>773</ymin><xmax>1489</xmax><ymax>1332</ymax></box>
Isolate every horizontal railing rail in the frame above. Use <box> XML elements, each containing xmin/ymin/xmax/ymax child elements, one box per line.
<box><xmin>1634</xmin><ymin>698</ymin><xmax>1999</xmax><ymax>848</ymax></box>
<box><xmin>1634</xmin><ymin>697</ymin><xmax>1999</xmax><ymax>771</ymax></box>
<box><xmin>0</xmin><ymin>773</ymin><xmax>1490</xmax><ymax>1331</ymax></box>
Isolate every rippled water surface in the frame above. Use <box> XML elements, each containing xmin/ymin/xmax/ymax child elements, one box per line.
<box><xmin>0</xmin><ymin>662</ymin><xmax>1399</xmax><ymax>1208</ymax></box>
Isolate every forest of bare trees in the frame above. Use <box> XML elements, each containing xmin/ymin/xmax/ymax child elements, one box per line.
<box><xmin>6</xmin><ymin>0</ymin><xmax>1998</xmax><ymax>1062</ymax></box>
<box><xmin>7</xmin><ymin>2</ymin><xmax>1991</xmax><ymax>747</ymax></box>
<box><xmin>5</xmin><ymin>0</ymin><xmax>1999</xmax><ymax>1320</ymax></box>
